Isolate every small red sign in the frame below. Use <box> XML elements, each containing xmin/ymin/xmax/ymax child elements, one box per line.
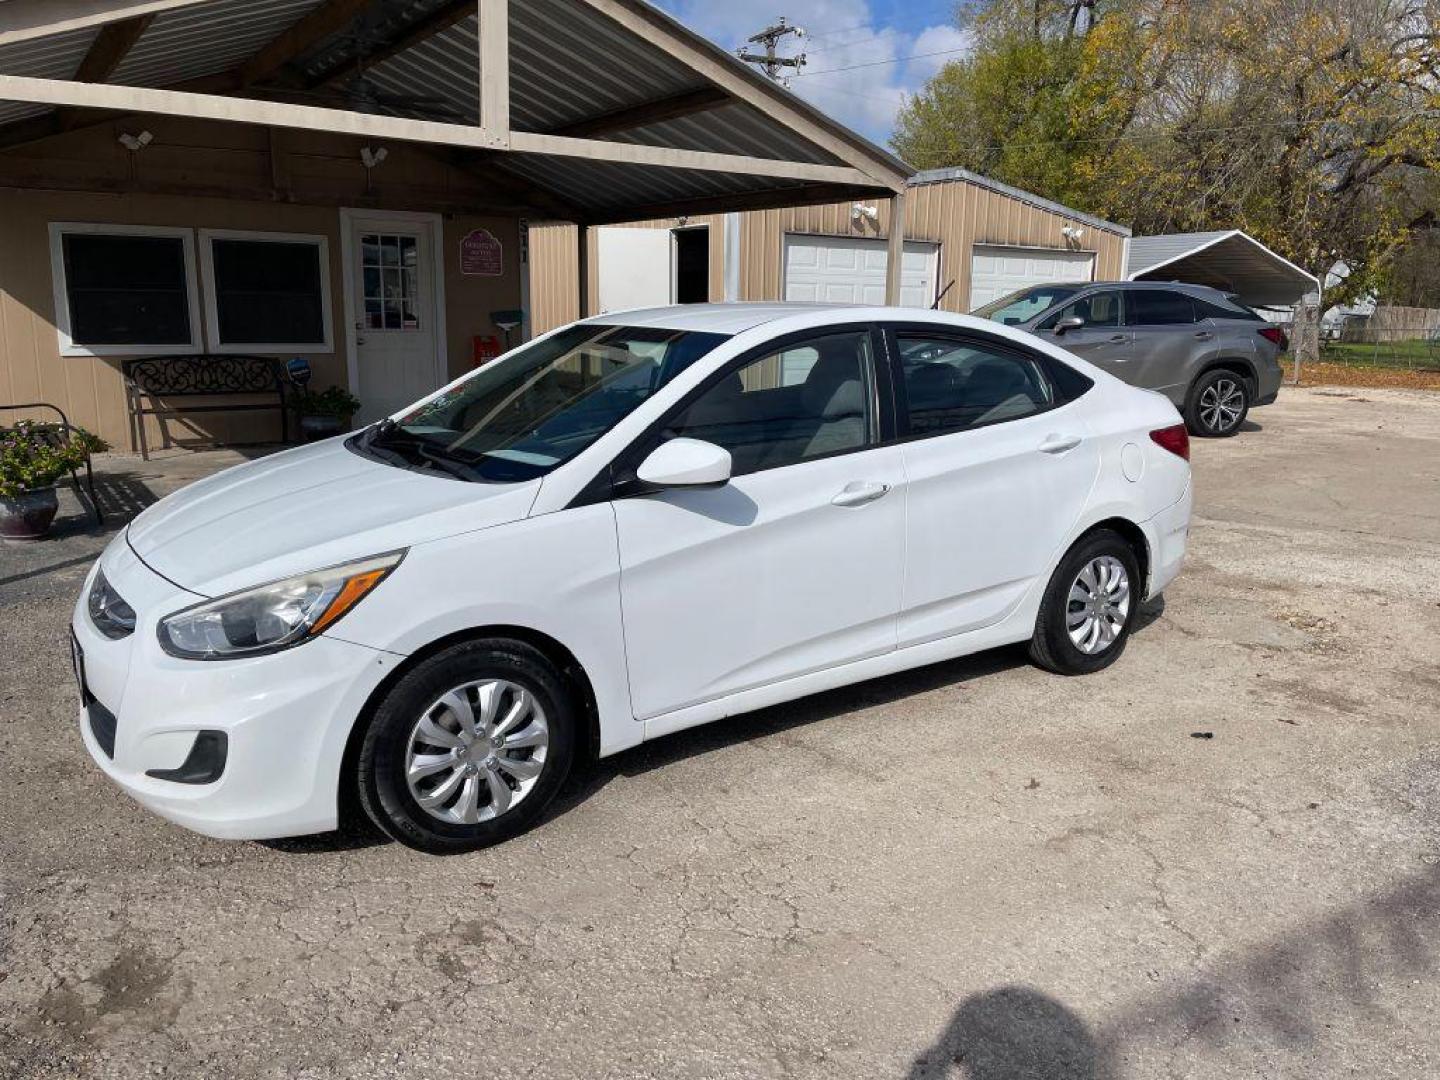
<box><xmin>460</xmin><ymin>228</ymin><xmax>503</xmax><ymax>276</ymax></box>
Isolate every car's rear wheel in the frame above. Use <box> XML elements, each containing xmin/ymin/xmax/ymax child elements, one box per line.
<box><xmin>1029</xmin><ymin>529</ymin><xmax>1140</xmax><ymax>675</ymax></box>
<box><xmin>357</xmin><ymin>638</ymin><xmax>576</xmax><ymax>854</ymax></box>
<box><xmin>1186</xmin><ymin>368</ymin><xmax>1249</xmax><ymax>437</ymax></box>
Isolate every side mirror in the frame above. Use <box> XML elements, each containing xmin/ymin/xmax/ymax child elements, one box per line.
<box><xmin>1053</xmin><ymin>316</ymin><xmax>1085</xmax><ymax>335</ymax></box>
<box><xmin>636</xmin><ymin>437</ymin><xmax>732</xmax><ymax>488</ymax></box>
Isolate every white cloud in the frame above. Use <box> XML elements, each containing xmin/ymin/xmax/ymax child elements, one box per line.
<box><xmin>655</xmin><ymin>0</ymin><xmax>971</xmax><ymax>146</ymax></box>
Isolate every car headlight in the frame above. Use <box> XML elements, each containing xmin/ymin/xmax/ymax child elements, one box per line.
<box><xmin>88</xmin><ymin>569</ymin><xmax>137</xmax><ymax>640</ymax></box>
<box><xmin>157</xmin><ymin>551</ymin><xmax>404</xmax><ymax>660</ymax></box>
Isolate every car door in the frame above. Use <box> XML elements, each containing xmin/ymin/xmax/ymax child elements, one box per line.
<box><xmin>1033</xmin><ymin>289</ymin><xmax>1133</xmax><ymax>372</ymax></box>
<box><xmin>610</xmin><ymin>327</ymin><xmax>906</xmax><ymax>721</ymax></box>
<box><xmin>889</xmin><ymin>327</ymin><xmax>1101</xmax><ymax>646</ymax></box>
<box><xmin>1125</xmin><ymin>288</ymin><xmax>1218</xmax><ymax>398</ymax></box>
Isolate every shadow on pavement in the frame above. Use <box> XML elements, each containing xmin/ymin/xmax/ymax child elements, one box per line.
<box><xmin>905</xmin><ymin>865</ymin><xmax>1440</xmax><ymax>1077</ymax></box>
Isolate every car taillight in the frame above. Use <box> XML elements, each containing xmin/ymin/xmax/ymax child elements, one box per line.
<box><xmin>1150</xmin><ymin>424</ymin><xmax>1190</xmax><ymax>461</ymax></box>
<box><xmin>1257</xmin><ymin>326</ymin><xmax>1288</xmax><ymax>350</ymax></box>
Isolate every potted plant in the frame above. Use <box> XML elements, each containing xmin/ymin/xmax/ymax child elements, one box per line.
<box><xmin>289</xmin><ymin>386</ymin><xmax>362</xmax><ymax>442</ymax></box>
<box><xmin>0</xmin><ymin>422</ymin><xmax>108</xmax><ymax>542</ymax></box>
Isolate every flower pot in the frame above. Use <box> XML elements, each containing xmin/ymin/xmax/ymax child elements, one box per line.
<box><xmin>0</xmin><ymin>486</ymin><xmax>59</xmax><ymax>542</ymax></box>
<box><xmin>298</xmin><ymin>413</ymin><xmax>349</xmax><ymax>443</ymax></box>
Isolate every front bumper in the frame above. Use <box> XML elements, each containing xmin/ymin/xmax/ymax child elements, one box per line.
<box><xmin>72</xmin><ymin>537</ymin><xmax>401</xmax><ymax>840</ymax></box>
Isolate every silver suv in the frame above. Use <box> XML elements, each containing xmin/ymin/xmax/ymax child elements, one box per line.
<box><xmin>974</xmin><ymin>281</ymin><xmax>1287</xmax><ymax>437</ymax></box>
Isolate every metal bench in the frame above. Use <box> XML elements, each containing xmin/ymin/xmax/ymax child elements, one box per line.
<box><xmin>122</xmin><ymin>354</ymin><xmax>289</xmax><ymax>461</ymax></box>
<box><xmin>0</xmin><ymin>402</ymin><xmax>102</xmax><ymax>523</ymax></box>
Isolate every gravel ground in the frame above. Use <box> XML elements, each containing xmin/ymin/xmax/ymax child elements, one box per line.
<box><xmin>2</xmin><ymin>387</ymin><xmax>1439</xmax><ymax>1080</ymax></box>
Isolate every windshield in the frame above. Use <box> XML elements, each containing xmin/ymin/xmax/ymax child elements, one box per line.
<box><xmin>973</xmin><ymin>285</ymin><xmax>1081</xmax><ymax>326</ymax></box>
<box><xmin>367</xmin><ymin>323</ymin><xmax>729</xmax><ymax>483</ymax></box>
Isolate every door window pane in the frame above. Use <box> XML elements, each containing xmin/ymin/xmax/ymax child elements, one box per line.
<box><xmin>1038</xmin><ymin>290</ymin><xmax>1121</xmax><ymax>329</ymax></box>
<box><xmin>1127</xmin><ymin>290</ymin><xmax>1197</xmax><ymax>326</ymax></box>
<box><xmin>665</xmin><ymin>331</ymin><xmax>875</xmax><ymax>475</ymax></box>
<box><xmin>61</xmin><ymin>233</ymin><xmax>192</xmax><ymax>345</ymax></box>
<box><xmin>899</xmin><ymin>336</ymin><xmax>1055</xmax><ymax>436</ymax></box>
<box><xmin>210</xmin><ymin>238</ymin><xmax>326</xmax><ymax>345</ymax></box>
<box><xmin>361</xmin><ymin>233</ymin><xmax>421</xmax><ymax>331</ymax></box>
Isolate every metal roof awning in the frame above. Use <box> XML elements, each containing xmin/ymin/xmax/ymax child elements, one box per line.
<box><xmin>0</xmin><ymin>0</ymin><xmax>912</xmax><ymax>224</ymax></box>
<box><xmin>1127</xmin><ymin>230</ymin><xmax>1319</xmax><ymax>307</ymax></box>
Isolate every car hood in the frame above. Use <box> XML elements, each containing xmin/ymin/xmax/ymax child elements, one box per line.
<box><xmin>126</xmin><ymin>438</ymin><xmax>541</xmax><ymax>596</ymax></box>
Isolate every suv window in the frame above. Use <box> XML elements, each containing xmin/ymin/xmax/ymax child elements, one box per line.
<box><xmin>1037</xmin><ymin>290</ymin><xmax>1122</xmax><ymax>330</ymax></box>
<box><xmin>1126</xmin><ymin>290</ymin><xmax>1198</xmax><ymax>326</ymax></box>
<box><xmin>897</xmin><ymin>335</ymin><xmax>1055</xmax><ymax>437</ymax></box>
<box><xmin>1193</xmin><ymin>294</ymin><xmax>1264</xmax><ymax>321</ymax></box>
<box><xmin>973</xmin><ymin>285</ymin><xmax>1080</xmax><ymax>326</ymax></box>
<box><xmin>664</xmin><ymin>331</ymin><xmax>876</xmax><ymax>475</ymax></box>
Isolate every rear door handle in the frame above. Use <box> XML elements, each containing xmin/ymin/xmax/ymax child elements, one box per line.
<box><xmin>1108</xmin><ymin>334</ymin><xmax>1128</xmax><ymax>342</ymax></box>
<box><xmin>1038</xmin><ymin>434</ymin><xmax>1083</xmax><ymax>455</ymax></box>
<box><xmin>832</xmin><ymin>481</ymin><xmax>890</xmax><ymax>507</ymax></box>
<box><xmin>1194</xmin><ymin>330</ymin><xmax>1214</xmax><ymax>340</ymax></box>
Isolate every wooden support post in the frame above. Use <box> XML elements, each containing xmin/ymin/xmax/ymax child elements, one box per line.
<box><xmin>577</xmin><ymin>224</ymin><xmax>590</xmax><ymax>320</ymax></box>
<box><xmin>478</xmin><ymin>0</ymin><xmax>509</xmax><ymax>143</ymax></box>
<box><xmin>885</xmin><ymin>192</ymin><xmax>905</xmax><ymax>306</ymax></box>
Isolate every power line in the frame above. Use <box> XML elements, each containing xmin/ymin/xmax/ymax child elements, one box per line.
<box><xmin>792</xmin><ymin>44</ymin><xmax>972</xmax><ymax>77</ymax></box>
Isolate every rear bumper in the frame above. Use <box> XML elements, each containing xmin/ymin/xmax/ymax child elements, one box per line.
<box><xmin>1141</xmin><ymin>478</ymin><xmax>1192</xmax><ymax>599</ymax></box>
<box><xmin>1254</xmin><ymin>357</ymin><xmax>1283</xmax><ymax>406</ymax></box>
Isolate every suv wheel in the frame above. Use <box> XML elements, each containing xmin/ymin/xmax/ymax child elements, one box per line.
<box><xmin>1186</xmin><ymin>369</ymin><xmax>1249</xmax><ymax>437</ymax></box>
<box><xmin>357</xmin><ymin>638</ymin><xmax>576</xmax><ymax>854</ymax></box>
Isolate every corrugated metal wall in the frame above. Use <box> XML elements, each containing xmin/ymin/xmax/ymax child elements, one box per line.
<box><xmin>528</xmin><ymin>177</ymin><xmax>1129</xmax><ymax>333</ymax></box>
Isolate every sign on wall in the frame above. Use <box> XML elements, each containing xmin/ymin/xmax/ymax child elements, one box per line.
<box><xmin>460</xmin><ymin>228</ymin><xmax>504</xmax><ymax>276</ymax></box>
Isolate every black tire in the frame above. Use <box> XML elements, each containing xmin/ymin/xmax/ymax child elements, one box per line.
<box><xmin>1029</xmin><ymin>529</ymin><xmax>1141</xmax><ymax>676</ymax></box>
<box><xmin>1185</xmin><ymin>368</ymin><xmax>1250</xmax><ymax>438</ymax></box>
<box><xmin>356</xmin><ymin>638</ymin><xmax>576</xmax><ymax>854</ymax></box>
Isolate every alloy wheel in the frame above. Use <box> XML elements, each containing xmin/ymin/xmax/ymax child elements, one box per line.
<box><xmin>1067</xmin><ymin>556</ymin><xmax>1131</xmax><ymax>655</ymax></box>
<box><xmin>1199</xmin><ymin>377</ymin><xmax>1244</xmax><ymax>433</ymax></box>
<box><xmin>404</xmin><ymin>679</ymin><xmax>549</xmax><ymax>825</ymax></box>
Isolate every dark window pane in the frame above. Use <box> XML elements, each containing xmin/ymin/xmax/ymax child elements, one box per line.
<box><xmin>1193</xmin><ymin>295</ymin><xmax>1264</xmax><ymax>321</ymax></box>
<box><xmin>666</xmin><ymin>332</ymin><xmax>875</xmax><ymax>475</ymax></box>
<box><xmin>899</xmin><ymin>336</ymin><xmax>1054</xmax><ymax>436</ymax></box>
<box><xmin>212</xmin><ymin>238</ymin><xmax>325</xmax><ymax>345</ymax></box>
<box><xmin>1128</xmin><ymin>290</ymin><xmax>1197</xmax><ymax>326</ymax></box>
<box><xmin>62</xmin><ymin>233</ymin><xmax>191</xmax><ymax>345</ymax></box>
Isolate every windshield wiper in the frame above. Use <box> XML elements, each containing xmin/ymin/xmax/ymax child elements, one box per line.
<box><xmin>362</xmin><ymin>421</ymin><xmax>482</xmax><ymax>482</ymax></box>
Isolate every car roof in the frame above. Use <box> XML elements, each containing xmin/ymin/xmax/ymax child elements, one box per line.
<box><xmin>579</xmin><ymin>303</ymin><xmax>852</xmax><ymax>334</ymax></box>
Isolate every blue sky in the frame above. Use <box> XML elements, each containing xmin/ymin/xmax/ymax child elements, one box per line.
<box><xmin>652</xmin><ymin>0</ymin><xmax>971</xmax><ymax>146</ymax></box>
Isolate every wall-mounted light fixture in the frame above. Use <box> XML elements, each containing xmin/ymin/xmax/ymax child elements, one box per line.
<box><xmin>851</xmin><ymin>203</ymin><xmax>879</xmax><ymax>227</ymax></box>
<box><xmin>117</xmin><ymin>130</ymin><xmax>153</xmax><ymax>152</ymax></box>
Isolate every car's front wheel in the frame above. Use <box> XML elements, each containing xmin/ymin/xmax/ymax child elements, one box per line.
<box><xmin>356</xmin><ymin>638</ymin><xmax>576</xmax><ymax>854</ymax></box>
<box><xmin>1029</xmin><ymin>529</ymin><xmax>1140</xmax><ymax>675</ymax></box>
<box><xmin>1185</xmin><ymin>368</ymin><xmax>1249</xmax><ymax>437</ymax></box>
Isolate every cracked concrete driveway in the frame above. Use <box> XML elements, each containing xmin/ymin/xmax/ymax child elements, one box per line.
<box><xmin>2</xmin><ymin>386</ymin><xmax>1439</xmax><ymax>1079</ymax></box>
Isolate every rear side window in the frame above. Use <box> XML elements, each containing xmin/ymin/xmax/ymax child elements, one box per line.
<box><xmin>1193</xmin><ymin>295</ymin><xmax>1265</xmax><ymax>321</ymax></box>
<box><xmin>1127</xmin><ymin>290</ymin><xmax>1197</xmax><ymax>326</ymax></box>
<box><xmin>1037</xmin><ymin>290</ymin><xmax>1122</xmax><ymax>330</ymax></box>
<box><xmin>896</xmin><ymin>335</ymin><xmax>1056</xmax><ymax>437</ymax></box>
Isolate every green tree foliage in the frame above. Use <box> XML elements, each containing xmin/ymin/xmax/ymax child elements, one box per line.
<box><xmin>893</xmin><ymin>0</ymin><xmax>1440</xmax><ymax>308</ymax></box>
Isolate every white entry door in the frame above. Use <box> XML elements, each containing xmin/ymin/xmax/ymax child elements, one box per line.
<box><xmin>597</xmin><ymin>227</ymin><xmax>673</xmax><ymax>312</ymax></box>
<box><xmin>968</xmin><ymin>245</ymin><xmax>1095</xmax><ymax>310</ymax></box>
<box><xmin>783</xmin><ymin>234</ymin><xmax>939</xmax><ymax>308</ymax></box>
<box><xmin>345</xmin><ymin>211</ymin><xmax>445</xmax><ymax>423</ymax></box>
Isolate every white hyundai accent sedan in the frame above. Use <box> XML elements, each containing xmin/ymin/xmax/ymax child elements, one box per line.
<box><xmin>72</xmin><ymin>304</ymin><xmax>1192</xmax><ymax>853</ymax></box>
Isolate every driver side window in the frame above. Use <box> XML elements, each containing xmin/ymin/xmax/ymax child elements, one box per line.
<box><xmin>1038</xmin><ymin>291</ymin><xmax>1121</xmax><ymax>330</ymax></box>
<box><xmin>663</xmin><ymin>331</ymin><xmax>876</xmax><ymax>475</ymax></box>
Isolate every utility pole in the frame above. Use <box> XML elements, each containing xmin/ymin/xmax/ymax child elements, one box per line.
<box><xmin>737</xmin><ymin>17</ymin><xmax>806</xmax><ymax>86</ymax></box>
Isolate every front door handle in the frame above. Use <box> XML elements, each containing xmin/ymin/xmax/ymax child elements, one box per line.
<box><xmin>1038</xmin><ymin>434</ymin><xmax>1083</xmax><ymax>455</ymax></box>
<box><xmin>1108</xmin><ymin>334</ymin><xmax>1128</xmax><ymax>342</ymax></box>
<box><xmin>832</xmin><ymin>481</ymin><xmax>890</xmax><ymax>507</ymax></box>
<box><xmin>1194</xmin><ymin>330</ymin><xmax>1214</xmax><ymax>340</ymax></box>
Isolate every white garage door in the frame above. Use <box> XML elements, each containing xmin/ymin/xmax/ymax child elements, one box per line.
<box><xmin>968</xmin><ymin>245</ymin><xmax>1095</xmax><ymax>310</ymax></box>
<box><xmin>596</xmin><ymin>227</ymin><xmax>672</xmax><ymax>312</ymax></box>
<box><xmin>784</xmin><ymin>234</ymin><xmax>939</xmax><ymax>308</ymax></box>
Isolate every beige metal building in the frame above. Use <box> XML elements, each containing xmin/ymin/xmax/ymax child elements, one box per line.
<box><xmin>529</xmin><ymin>167</ymin><xmax>1131</xmax><ymax>334</ymax></box>
<box><xmin>0</xmin><ymin>0</ymin><xmax>910</xmax><ymax>450</ymax></box>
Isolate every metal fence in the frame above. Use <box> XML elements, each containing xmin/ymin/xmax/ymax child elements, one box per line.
<box><xmin>1317</xmin><ymin>326</ymin><xmax>1440</xmax><ymax>371</ymax></box>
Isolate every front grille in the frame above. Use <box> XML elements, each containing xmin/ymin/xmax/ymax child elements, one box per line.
<box><xmin>87</xmin><ymin>700</ymin><xmax>117</xmax><ymax>758</ymax></box>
